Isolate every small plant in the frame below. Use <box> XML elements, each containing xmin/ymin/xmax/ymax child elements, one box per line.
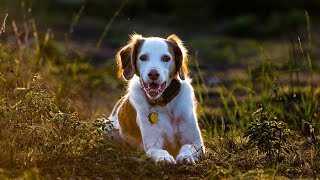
<box><xmin>244</xmin><ymin>111</ymin><xmax>293</xmax><ymax>161</ymax></box>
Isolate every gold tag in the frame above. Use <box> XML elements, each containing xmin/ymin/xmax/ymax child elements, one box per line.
<box><xmin>148</xmin><ymin>112</ymin><xmax>159</xmax><ymax>124</ymax></box>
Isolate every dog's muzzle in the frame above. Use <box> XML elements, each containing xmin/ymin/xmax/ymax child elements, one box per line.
<box><xmin>140</xmin><ymin>79</ymin><xmax>166</xmax><ymax>99</ymax></box>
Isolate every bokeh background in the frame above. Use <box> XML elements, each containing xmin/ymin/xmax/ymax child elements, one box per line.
<box><xmin>1</xmin><ymin>0</ymin><xmax>320</xmax><ymax>62</ymax></box>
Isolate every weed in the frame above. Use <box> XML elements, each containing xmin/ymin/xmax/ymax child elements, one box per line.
<box><xmin>244</xmin><ymin>119</ymin><xmax>293</xmax><ymax>162</ymax></box>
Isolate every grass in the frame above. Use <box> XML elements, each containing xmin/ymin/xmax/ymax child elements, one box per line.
<box><xmin>1</xmin><ymin>11</ymin><xmax>320</xmax><ymax>179</ymax></box>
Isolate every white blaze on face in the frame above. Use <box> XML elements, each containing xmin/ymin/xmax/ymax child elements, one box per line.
<box><xmin>136</xmin><ymin>38</ymin><xmax>175</xmax><ymax>99</ymax></box>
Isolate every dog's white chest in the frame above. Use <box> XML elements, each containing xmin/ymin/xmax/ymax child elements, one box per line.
<box><xmin>150</xmin><ymin>108</ymin><xmax>180</xmax><ymax>144</ymax></box>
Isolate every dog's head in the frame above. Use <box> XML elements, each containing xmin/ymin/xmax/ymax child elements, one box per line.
<box><xmin>116</xmin><ymin>34</ymin><xmax>188</xmax><ymax>99</ymax></box>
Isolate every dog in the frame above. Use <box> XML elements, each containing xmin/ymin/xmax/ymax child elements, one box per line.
<box><xmin>107</xmin><ymin>34</ymin><xmax>205</xmax><ymax>164</ymax></box>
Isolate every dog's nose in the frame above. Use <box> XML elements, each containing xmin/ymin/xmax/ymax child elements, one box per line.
<box><xmin>148</xmin><ymin>69</ymin><xmax>160</xmax><ymax>80</ymax></box>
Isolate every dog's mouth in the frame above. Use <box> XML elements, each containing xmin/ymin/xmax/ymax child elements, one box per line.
<box><xmin>142</xmin><ymin>81</ymin><xmax>166</xmax><ymax>98</ymax></box>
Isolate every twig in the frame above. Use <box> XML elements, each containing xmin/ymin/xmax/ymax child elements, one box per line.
<box><xmin>96</xmin><ymin>1</ymin><xmax>127</xmax><ymax>48</ymax></box>
<box><xmin>0</xmin><ymin>13</ymin><xmax>8</xmax><ymax>37</ymax></box>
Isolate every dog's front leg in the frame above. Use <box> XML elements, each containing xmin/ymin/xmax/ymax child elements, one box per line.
<box><xmin>137</xmin><ymin>114</ymin><xmax>176</xmax><ymax>164</ymax></box>
<box><xmin>143</xmin><ymin>130</ymin><xmax>177</xmax><ymax>164</ymax></box>
<box><xmin>175</xmin><ymin>111</ymin><xmax>205</xmax><ymax>164</ymax></box>
<box><xmin>176</xmin><ymin>143</ymin><xmax>204</xmax><ymax>164</ymax></box>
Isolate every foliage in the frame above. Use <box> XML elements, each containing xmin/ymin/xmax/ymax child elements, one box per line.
<box><xmin>244</xmin><ymin>119</ymin><xmax>292</xmax><ymax>161</ymax></box>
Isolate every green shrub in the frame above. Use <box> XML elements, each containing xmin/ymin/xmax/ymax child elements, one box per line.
<box><xmin>244</xmin><ymin>119</ymin><xmax>293</xmax><ymax>161</ymax></box>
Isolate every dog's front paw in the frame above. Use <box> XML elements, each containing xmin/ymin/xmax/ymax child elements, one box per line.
<box><xmin>176</xmin><ymin>144</ymin><xmax>203</xmax><ymax>164</ymax></box>
<box><xmin>156</xmin><ymin>154</ymin><xmax>176</xmax><ymax>164</ymax></box>
<box><xmin>148</xmin><ymin>149</ymin><xmax>176</xmax><ymax>164</ymax></box>
<box><xmin>176</xmin><ymin>154</ymin><xmax>196</xmax><ymax>164</ymax></box>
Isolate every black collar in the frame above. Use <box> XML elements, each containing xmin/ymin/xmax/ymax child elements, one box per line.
<box><xmin>143</xmin><ymin>79</ymin><xmax>181</xmax><ymax>107</ymax></box>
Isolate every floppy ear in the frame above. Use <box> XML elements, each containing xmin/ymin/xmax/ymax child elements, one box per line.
<box><xmin>116</xmin><ymin>34</ymin><xmax>143</xmax><ymax>80</ymax></box>
<box><xmin>167</xmin><ymin>34</ymin><xmax>188</xmax><ymax>80</ymax></box>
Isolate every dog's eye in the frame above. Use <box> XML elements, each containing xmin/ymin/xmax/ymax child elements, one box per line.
<box><xmin>139</xmin><ymin>55</ymin><xmax>148</xmax><ymax>61</ymax></box>
<box><xmin>162</xmin><ymin>55</ymin><xmax>171</xmax><ymax>62</ymax></box>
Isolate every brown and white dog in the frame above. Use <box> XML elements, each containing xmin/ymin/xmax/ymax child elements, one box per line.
<box><xmin>107</xmin><ymin>34</ymin><xmax>205</xmax><ymax>164</ymax></box>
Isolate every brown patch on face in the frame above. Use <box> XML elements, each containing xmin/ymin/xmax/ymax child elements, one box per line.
<box><xmin>165</xmin><ymin>42</ymin><xmax>177</xmax><ymax>78</ymax></box>
<box><xmin>131</xmin><ymin>39</ymin><xmax>144</xmax><ymax>77</ymax></box>
<box><xmin>166</xmin><ymin>34</ymin><xmax>188</xmax><ymax>80</ymax></box>
<box><xmin>116</xmin><ymin>34</ymin><xmax>144</xmax><ymax>80</ymax></box>
<box><xmin>118</xmin><ymin>98</ymin><xmax>142</xmax><ymax>145</ymax></box>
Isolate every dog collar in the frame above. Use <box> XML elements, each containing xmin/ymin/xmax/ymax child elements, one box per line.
<box><xmin>142</xmin><ymin>79</ymin><xmax>181</xmax><ymax>107</ymax></box>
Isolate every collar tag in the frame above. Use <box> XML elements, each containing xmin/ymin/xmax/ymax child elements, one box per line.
<box><xmin>148</xmin><ymin>111</ymin><xmax>159</xmax><ymax>124</ymax></box>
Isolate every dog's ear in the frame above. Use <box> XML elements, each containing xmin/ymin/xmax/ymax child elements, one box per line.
<box><xmin>116</xmin><ymin>34</ymin><xmax>143</xmax><ymax>80</ymax></box>
<box><xmin>167</xmin><ymin>34</ymin><xmax>188</xmax><ymax>80</ymax></box>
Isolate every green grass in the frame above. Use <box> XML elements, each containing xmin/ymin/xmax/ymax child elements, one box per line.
<box><xmin>1</xmin><ymin>12</ymin><xmax>320</xmax><ymax>179</ymax></box>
